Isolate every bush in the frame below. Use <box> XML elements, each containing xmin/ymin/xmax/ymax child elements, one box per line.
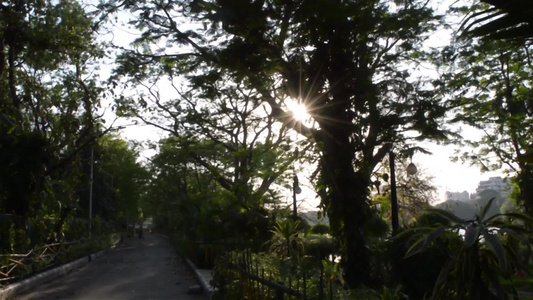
<box><xmin>386</xmin><ymin>228</ymin><xmax>462</xmax><ymax>298</ymax></box>
<box><xmin>302</xmin><ymin>233</ymin><xmax>336</xmax><ymax>260</ymax></box>
<box><xmin>310</xmin><ymin>223</ymin><xmax>330</xmax><ymax>234</ymax></box>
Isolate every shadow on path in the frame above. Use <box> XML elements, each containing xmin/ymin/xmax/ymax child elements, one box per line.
<box><xmin>16</xmin><ymin>233</ymin><xmax>205</xmax><ymax>300</ymax></box>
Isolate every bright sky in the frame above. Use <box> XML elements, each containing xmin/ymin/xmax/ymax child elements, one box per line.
<box><xmin>416</xmin><ymin>143</ymin><xmax>503</xmax><ymax>203</ymax></box>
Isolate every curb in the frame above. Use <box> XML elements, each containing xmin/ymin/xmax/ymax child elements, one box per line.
<box><xmin>0</xmin><ymin>249</ymin><xmax>106</xmax><ymax>300</ymax></box>
<box><xmin>185</xmin><ymin>258</ymin><xmax>214</xmax><ymax>299</ymax></box>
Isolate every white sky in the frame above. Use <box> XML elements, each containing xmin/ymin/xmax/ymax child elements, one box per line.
<box><xmin>417</xmin><ymin>143</ymin><xmax>503</xmax><ymax>202</ymax></box>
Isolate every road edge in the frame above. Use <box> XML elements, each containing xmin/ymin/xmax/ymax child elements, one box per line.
<box><xmin>0</xmin><ymin>249</ymin><xmax>107</xmax><ymax>300</ymax></box>
<box><xmin>185</xmin><ymin>258</ymin><xmax>214</xmax><ymax>299</ymax></box>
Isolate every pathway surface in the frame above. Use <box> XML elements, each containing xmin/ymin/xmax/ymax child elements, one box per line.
<box><xmin>16</xmin><ymin>233</ymin><xmax>205</xmax><ymax>300</ymax></box>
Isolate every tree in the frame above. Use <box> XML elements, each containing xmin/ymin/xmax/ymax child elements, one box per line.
<box><xmin>114</xmin><ymin>78</ymin><xmax>301</xmax><ymax>213</ymax></box>
<box><xmin>462</xmin><ymin>0</ymin><xmax>533</xmax><ymax>40</ymax></box>
<box><xmin>101</xmin><ymin>0</ymin><xmax>449</xmax><ymax>287</ymax></box>
<box><xmin>148</xmin><ymin>136</ymin><xmax>277</xmax><ymax>245</ymax></box>
<box><xmin>439</xmin><ymin>34</ymin><xmax>533</xmax><ymax>213</ymax></box>
<box><xmin>374</xmin><ymin>158</ymin><xmax>437</xmax><ymax>227</ymax></box>
<box><xmin>86</xmin><ymin>135</ymin><xmax>149</xmax><ymax>224</ymax></box>
<box><xmin>0</xmin><ymin>0</ymin><xmax>106</xmax><ymax>247</ymax></box>
<box><xmin>147</xmin><ymin>137</ymin><xmax>214</xmax><ymax>238</ymax></box>
<box><xmin>269</xmin><ymin>219</ymin><xmax>304</xmax><ymax>259</ymax></box>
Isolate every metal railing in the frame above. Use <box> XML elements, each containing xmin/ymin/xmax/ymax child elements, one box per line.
<box><xmin>0</xmin><ymin>240</ymin><xmax>85</xmax><ymax>284</ymax></box>
<box><xmin>220</xmin><ymin>251</ymin><xmax>331</xmax><ymax>300</ymax></box>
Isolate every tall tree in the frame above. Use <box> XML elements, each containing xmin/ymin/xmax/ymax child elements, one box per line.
<box><xmin>438</xmin><ymin>34</ymin><xmax>533</xmax><ymax>213</ymax></box>
<box><xmin>113</xmin><ymin>72</ymin><xmax>301</xmax><ymax>215</ymax></box>
<box><xmin>101</xmin><ymin>0</ymin><xmax>449</xmax><ymax>286</ymax></box>
<box><xmin>374</xmin><ymin>158</ymin><xmax>436</xmax><ymax>226</ymax></box>
<box><xmin>0</xmin><ymin>0</ymin><xmax>105</xmax><ymax>245</ymax></box>
<box><xmin>148</xmin><ymin>136</ymin><xmax>277</xmax><ymax>244</ymax></box>
<box><xmin>80</xmin><ymin>135</ymin><xmax>148</xmax><ymax>224</ymax></box>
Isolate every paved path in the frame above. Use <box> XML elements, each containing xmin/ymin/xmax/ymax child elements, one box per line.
<box><xmin>16</xmin><ymin>233</ymin><xmax>205</xmax><ymax>300</ymax></box>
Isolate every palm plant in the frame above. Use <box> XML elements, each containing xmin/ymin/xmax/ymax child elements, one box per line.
<box><xmin>269</xmin><ymin>219</ymin><xmax>304</xmax><ymax>260</ymax></box>
<box><xmin>402</xmin><ymin>199</ymin><xmax>532</xmax><ymax>299</ymax></box>
<box><xmin>462</xmin><ymin>0</ymin><xmax>533</xmax><ymax>40</ymax></box>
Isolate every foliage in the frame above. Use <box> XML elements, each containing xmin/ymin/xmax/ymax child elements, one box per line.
<box><xmin>302</xmin><ymin>233</ymin><xmax>336</xmax><ymax>261</ymax></box>
<box><xmin>0</xmin><ymin>0</ymin><xmax>115</xmax><ymax>252</ymax></box>
<box><xmin>269</xmin><ymin>219</ymin><xmax>304</xmax><ymax>260</ymax></box>
<box><xmin>404</xmin><ymin>199</ymin><xmax>533</xmax><ymax>299</ymax></box>
<box><xmin>1</xmin><ymin>232</ymin><xmax>118</xmax><ymax>283</ymax></box>
<box><xmin>112</xmin><ymin>74</ymin><xmax>300</xmax><ymax>247</ymax></box>
<box><xmin>372</xmin><ymin>285</ymin><xmax>408</xmax><ymax>300</ymax></box>
<box><xmin>374</xmin><ymin>157</ymin><xmax>436</xmax><ymax>229</ymax></box>
<box><xmin>148</xmin><ymin>136</ymin><xmax>277</xmax><ymax>253</ymax></box>
<box><xmin>461</xmin><ymin>0</ymin><xmax>533</xmax><ymax>40</ymax></box>
<box><xmin>90</xmin><ymin>135</ymin><xmax>149</xmax><ymax>223</ymax></box>
<box><xmin>438</xmin><ymin>18</ymin><xmax>533</xmax><ymax>213</ymax></box>
<box><xmin>309</xmin><ymin>223</ymin><xmax>330</xmax><ymax>235</ymax></box>
<box><xmin>212</xmin><ymin>249</ymin><xmax>348</xmax><ymax>300</ymax></box>
<box><xmin>100</xmin><ymin>0</ymin><xmax>451</xmax><ymax>286</ymax></box>
<box><xmin>113</xmin><ymin>71</ymin><xmax>300</xmax><ymax>213</ymax></box>
<box><xmin>378</xmin><ymin>226</ymin><xmax>462</xmax><ymax>298</ymax></box>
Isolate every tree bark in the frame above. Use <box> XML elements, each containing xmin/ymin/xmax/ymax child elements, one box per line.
<box><xmin>319</xmin><ymin>128</ymin><xmax>372</xmax><ymax>287</ymax></box>
<box><xmin>518</xmin><ymin>165</ymin><xmax>533</xmax><ymax>214</ymax></box>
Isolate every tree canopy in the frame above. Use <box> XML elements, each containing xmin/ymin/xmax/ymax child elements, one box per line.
<box><xmin>0</xmin><ymin>0</ymin><xmax>133</xmax><ymax>252</ymax></box>
<box><xmin>100</xmin><ymin>0</ymin><xmax>451</xmax><ymax>287</ymax></box>
<box><xmin>1</xmin><ymin>0</ymin><xmax>532</xmax><ymax>296</ymax></box>
<box><xmin>439</xmin><ymin>28</ymin><xmax>533</xmax><ymax>212</ymax></box>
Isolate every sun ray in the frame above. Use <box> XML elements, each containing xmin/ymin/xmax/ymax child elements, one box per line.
<box><xmin>286</xmin><ymin>98</ymin><xmax>311</xmax><ymax>123</ymax></box>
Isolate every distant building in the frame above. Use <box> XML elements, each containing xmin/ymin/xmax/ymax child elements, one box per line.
<box><xmin>301</xmin><ymin>211</ymin><xmax>329</xmax><ymax>225</ymax></box>
<box><xmin>444</xmin><ymin>176</ymin><xmax>512</xmax><ymax>202</ymax></box>
<box><xmin>474</xmin><ymin>176</ymin><xmax>512</xmax><ymax>198</ymax></box>
<box><xmin>444</xmin><ymin>191</ymin><xmax>471</xmax><ymax>202</ymax></box>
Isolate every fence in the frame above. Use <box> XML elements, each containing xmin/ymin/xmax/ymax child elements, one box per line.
<box><xmin>0</xmin><ymin>240</ymin><xmax>86</xmax><ymax>284</ymax></box>
<box><xmin>189</xmin><ymin>240</ymin><xmax>257</xmax><ymax>268</ymax></box>
<box><xmin>220</xmin><ymin>250</ymin><xmax>336</xmax><ymax>300</ymax></box>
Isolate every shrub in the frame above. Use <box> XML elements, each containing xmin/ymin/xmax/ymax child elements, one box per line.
<box><xmin>302</xmin><ymin>233</ymin><xmax>336</xmax><ymax>260</ymax></box>
<box><xmin>404</xmin><ymin>199</ymin><xmax>532</xmax><ymax>299</ymax></box>
<box><xmin>386</xmin><ymin>228</ymin><xmax>461</xmax><ymax>298</ymax></box>
<box><xmin>310</xmin><ymin>223</ymin><xmax>330</xmax><ymax>234</ymax></box>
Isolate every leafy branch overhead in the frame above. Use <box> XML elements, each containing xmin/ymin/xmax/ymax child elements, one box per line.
<box><xmin>115</xmin><ymin>71</ymin><xmax>303</xmax><ymax>211</ymax></box>
<box><xmin>100</xmin><ymin>0</ymin><xmax>453</xmax><ymax>287</ymax></box>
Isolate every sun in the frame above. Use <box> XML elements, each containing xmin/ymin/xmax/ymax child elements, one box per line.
<box><xmin>286</xmin><ymin>99</ymin><xmax>310</xmax><ymax>122</ymax></box>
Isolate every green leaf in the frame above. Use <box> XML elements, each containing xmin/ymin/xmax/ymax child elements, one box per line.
<box><xmin>405</xmin><ymin>238</ymin><xmax>426</xmax><ymax>258</ymax></box>
<box><xmin>394</xmin><ymin>224</ymin><xmax>432</xmax><ymax>237</ymax></box>
<box><xmin>405</xmin><ymin>225</ymin><xmax>445</xmax><ymax>258</ymax></box>
<box><xmin>464</xmin><ymin>224</ymin><xmax>480</xmax><ymax>248</ymax></box>
<box><xmin>424</xmin><ymin>208</ymin><xmax>466</xmax><ymax>224</ymax></box>
<box><xmin>432</xmin><ymin>260</ymin><xmax>454</xmax><ymax>298</ymax></box>
<box><xmin>485</xmin><ymin>211</ymin><xmax>533</xmax><ymax>226</ymax></box>
<box><xmin>480</xmin><ymin>197</ymin><xmax>494</xmax><ymax>221</ymax></box>
<box><xmin>499</xmin><ymin>228</ymin><xmax>530</xmax><ymax>246</ymax></box>
<box><xmin>483</xmin><ymin>229</ymin><xmax>507</xmax><ymax>273</ymax></box>
<box><xmin>481</xmin><ymin>261</ymin><xmax>507</xmax><ymax>300</ymax></box>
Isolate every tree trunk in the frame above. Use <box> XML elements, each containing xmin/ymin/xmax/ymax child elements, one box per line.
<box><xmin>519</xmin><ymin>165</ymin><xmax>533</xmax><ymax>214</ymax></box>
<box><xmin>320</xmin><ymin>129</ymin><xmax>372</xmax><ymax>288</ymax></box>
